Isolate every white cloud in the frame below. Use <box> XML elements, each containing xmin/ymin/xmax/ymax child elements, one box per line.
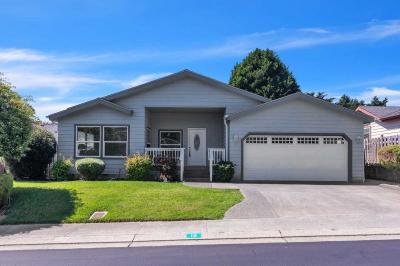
<box><xmin>300</xmin><ymin>28</ymin><xmax>331</xmax><ymax>34</ymax></box>
<box><xmin>125</xmin><ymin>72</ymin><xmax>172</xmax><ymax>87</ymax></box>
<box><xmin>327</xmin><ymin>74</ymin><xmax>400</xmax><ymax>91</ymax></box>
<box><xmin>359</xmin><ymin>87</ymin><xmax>400</xmax><ymax>105</ymax></box>
<box><xmin>32</xmin><ymin>102</ymin><xmax>78</xmax><ymax>121</ymax></box>
<box><xmin>1</xmin><ymin>19</ymin><xmax>398</xmax><ymax>66</ymax></box>
<box><xmin>37</xmin><ymin>96</ymin><xmax>59</xmax><ymax>102</ymax></box>
<box><xmin>3</xmin><ymin>68</ymin><xmax>120</xmax><ymax>94</ymax></box>
<box><xmin>0</xmin><ymin>48</ymin><xmax>48</xmax><ymax>62</ymax></box>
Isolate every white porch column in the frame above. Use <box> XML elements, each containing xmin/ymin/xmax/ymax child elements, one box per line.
<box><xmin>180</xmin><ymin>148</ymin><xmax>184</xmax><ymax>181</ymax></box>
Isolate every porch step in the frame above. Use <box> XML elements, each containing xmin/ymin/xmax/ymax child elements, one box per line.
<box><xmin>184</xmin><ymin>166</ymin><xmax>209</xmax><ymax>181</ymax></box>
<box><xmin>184</xmin><ymin>178</ymin><xmax>210</xmax><ymax>183</ymax></box>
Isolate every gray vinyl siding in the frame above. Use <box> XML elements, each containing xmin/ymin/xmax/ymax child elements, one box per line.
<box><xmin>56</xmin><ymin>78</ymin><xmax>261</xmax><ymax>175</ymax></box>
<box><xmin>57</xmin><ymin>105</ymin><xmax>132</xmax><ymax>175</ymax></box>
<box><xmin>112</xmin><ymin>77</ymin><xmax>260</xmax><ymax>157</ymax></box>
<box><xmin>148</xmin><ymin>110</ymin><xmax>224</xmax><ymax>161</ymax></box>
<box><xmin>229</xmin><ymin>99</ymin><xmax>365</xmax><ymax>182</ymax></box>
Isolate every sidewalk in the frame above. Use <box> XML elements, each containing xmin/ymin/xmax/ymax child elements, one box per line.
<box><xmin>2</xmin><ymin>214</ymin><xmax>400</xmax><ymax>250</ymax></box>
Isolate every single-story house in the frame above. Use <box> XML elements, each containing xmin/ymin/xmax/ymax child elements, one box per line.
<box><xmin>48</xmin><ymin>69</ymin><xmax>372</xmax><ymax>182</ymax></box>
<box><xmin>356</xmin><ymin>106</ymin><xmax>400</xmax><ymax>139</ymax></box>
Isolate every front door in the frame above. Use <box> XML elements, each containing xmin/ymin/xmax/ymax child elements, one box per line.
<box><xmin>188</xmin><ymin>128</ymin><xmax>207</xmax><ymax>166</ymax></box>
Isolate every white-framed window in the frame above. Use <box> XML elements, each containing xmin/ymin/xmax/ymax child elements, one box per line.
<box><xmin>297</xmin><ymin>137</ymin><xmax>319</xmax><ymax>144</ymax></box>
<box><xmin>271</xmin><ymin>137</ymin><xmax>293</xmax><ymax>144</ymax></box>
<box><xmin>159</xmin><ymin>130</ymin><xmax>182</xmax><ymax>148</ymax></box>
<box><xmin>75</xmin><ymin>126</ymin><xmax>101</xmax><ymax>157</ymax></box>
<box><xmin>103</xmin><ymin>126</ymin><xmax>128</xmax><ymax>158</ymax></box>
<box><xmin>323</xmin><ymin>137</ymin><xmax>345</xmax><ymax>144</ymax></box>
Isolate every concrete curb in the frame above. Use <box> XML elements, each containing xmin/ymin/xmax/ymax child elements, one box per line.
<box><xmin>2</xmin><ymin>230</ymin><xmax>400</xmax><ymax>251</ymax></box>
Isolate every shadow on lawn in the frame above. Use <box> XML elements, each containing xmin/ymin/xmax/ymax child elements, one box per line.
<box><xmin>0</xmin><ymin>187</ymin><xmax>81</xmax><ymax>235</ymax></box>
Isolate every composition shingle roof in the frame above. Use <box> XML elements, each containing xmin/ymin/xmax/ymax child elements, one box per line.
<box><xmin>356</xmin><ymin>106</ymin><xmax>400</xmax><ymax>121</ymax></box>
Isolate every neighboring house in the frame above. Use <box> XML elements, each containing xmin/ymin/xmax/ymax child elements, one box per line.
<box><xmin>356</xmin><ymin>106</ymin><xmax>400</xmax><ymax>139</ymax></box>
<box><xmin>48</xmin><ymin>70</ymin><xmax>372</xmax><ymax>182</ymax></box>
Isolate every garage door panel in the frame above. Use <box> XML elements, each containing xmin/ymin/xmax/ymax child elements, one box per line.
<box><xmin>243</xmin><ymin>135</ymin><xmax>348</xmax><ymax>181</ymax></box>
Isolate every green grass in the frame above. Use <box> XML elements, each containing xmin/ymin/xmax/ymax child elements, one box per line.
<box><xmin>1</xmin><ymin>181</ymin><xmax>243</xmax><ymax>224</ymax></box>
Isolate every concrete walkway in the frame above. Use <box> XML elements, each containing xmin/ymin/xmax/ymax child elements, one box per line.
<box><xmin>1</xmin><ymin>181</ymin><xmax>400</xmax><ymax>250</ymax></box>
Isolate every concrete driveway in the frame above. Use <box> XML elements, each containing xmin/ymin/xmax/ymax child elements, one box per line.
<box><xmin>224</xmin><ymin>182</ymin><xmax>400</xmax><ymax>220</ymax></box>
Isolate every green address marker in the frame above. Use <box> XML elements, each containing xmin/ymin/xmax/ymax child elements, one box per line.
<box><xmin>186</xmin><ymin>232</ymin><xmax>202</xmax><ymax>239</ymax></box>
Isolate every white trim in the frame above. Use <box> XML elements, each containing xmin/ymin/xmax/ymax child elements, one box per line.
<box><xmin>75</xmin><ymin>126</ymin><xmax>101</xmax><ymax>158</ymax></box>
<box><xmin>159</xmin><ymin>130</ymin><xmax>182</xmax><ymax>148</ymax></box>
<box><xmin>102</xmin><ymin>126</ymin><xmax>129</xmax><ymax>158</ymax></box>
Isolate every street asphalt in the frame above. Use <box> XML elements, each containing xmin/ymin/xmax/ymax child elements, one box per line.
<box><xmin>1</xmin><ymin>240</ymin><xmax>400</xmax><ymax>266</ymax></box>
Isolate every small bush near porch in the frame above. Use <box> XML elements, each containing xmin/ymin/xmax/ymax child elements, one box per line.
<box><xmin>1</xmin><ymin>181</ymin><xmax>243</xmax><ymax>224</ymax></box>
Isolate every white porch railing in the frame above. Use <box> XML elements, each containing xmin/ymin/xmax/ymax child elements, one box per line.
<box><xmin>145</xmin><ymin>148</ymin><xmax>185</xmax><ymax>181</ymax></box>
<box><xmin>208</xmin><ymin>148</ymin><xmax>226</xmax><ymax>182</ymax></box>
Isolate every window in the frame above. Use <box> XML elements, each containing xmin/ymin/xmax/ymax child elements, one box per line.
<box><xmin>323</xmin><ymin>137</ymin><xmax>345</xmax><ymax>144</ymax></box>
<box><xmin>159</xmin><ymin>130</ymin><xmax>182</xmax><ymax>148</ymax></box>
<box><xmin>245</xmin><ymin>136</ymin><xmax>268</xmax><ymax>144</ymax></box>
<box><xmin>364</xmin><ymin>126</ymin><xmax>370</xmax><ymax>140</ymax></box>
<box><xmin>76</xmin><ymin>126</ymin><xmax>101</xmax><ymax>157</ymax></box>
<box><xmin>103</xmin><ymin>126</ymin><xmax>128</xmax><ymax>157</ymax></box>
<box><xmin>297</xmin><ymin>137</ymin><xmax>319</xmax><ymax>144</ymax></box>
<box><xmin>271</xmin><ymin>137</ymin><xmax>293</xmax><ymax>144</ymax></box>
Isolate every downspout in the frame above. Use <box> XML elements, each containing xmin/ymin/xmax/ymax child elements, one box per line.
<box><xmin>224</xmin><ymin>115</ymin><xmax>229</xmax><ymax>161</ymax></box>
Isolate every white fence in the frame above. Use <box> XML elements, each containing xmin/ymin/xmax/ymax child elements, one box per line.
<box><xmin>208</xmin><ymin>148</ymin><xmax>226</xmax><ymax>182</ymax></box>
<box><xmin>145</xmin><ymin>148</ymin><xmax>185</xmax><ymax>181</ymax></box>
<box><xmin>364</xmin><ymin>135</ymin><xmax>400</xmax><ymax>164</ymax></box>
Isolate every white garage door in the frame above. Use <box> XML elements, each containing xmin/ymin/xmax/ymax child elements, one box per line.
<box><xmin>243</xmin><ymin>135</ymin><xmax>348</xmax><ymax>181</ymax></box>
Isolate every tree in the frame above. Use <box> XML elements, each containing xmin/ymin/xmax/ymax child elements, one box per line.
<box><xmin>368</xmin><ymin>96</ymin><xmax>388</xmax><ymax>106</ymax></box>
<box><xmin>0</xmin><ymin>74</ymin><xmax>35</xmax><ymax>161</ymax></box>
<box><xmin>336</xmin><ymin>94</ymin><xmax>365</xmax><ymax>110</ymax></box>
<box><xmin>306</xmin><ymin>92</ymin><xmax>335</xmax><ymax>103</ymax></box>
<box><xmin>229</xmin><ymin>48</ymin><xmax>300</xmax><ymax>99</ymax></box>
<box><xmin>8</xmin><ymin>127</ymin><xmax>56</xmax><ymax>179</ymax></box>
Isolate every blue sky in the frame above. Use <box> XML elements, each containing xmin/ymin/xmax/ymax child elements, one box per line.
<box><xmin>1</xmin><ymin>0</ymin><xmax>400</xmax><ymax>120</ymax></box>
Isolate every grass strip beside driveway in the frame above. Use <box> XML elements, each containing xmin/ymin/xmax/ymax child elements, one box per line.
<box><xmin>1</xmin><ymin>181</ymin><xmax>243</xmax><ymax>224</ymax></box>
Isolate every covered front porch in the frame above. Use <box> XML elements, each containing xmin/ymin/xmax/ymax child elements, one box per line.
<box><xmin>144</xmin><ymin>107</ymin><xmax>227</xmax><ymax>181</ymax></box>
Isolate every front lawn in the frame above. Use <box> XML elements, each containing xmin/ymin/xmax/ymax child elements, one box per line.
<box><xmin>1</xmin><ymin>181</ymin><xmax>243</xmax><ymax>224</ymax></box>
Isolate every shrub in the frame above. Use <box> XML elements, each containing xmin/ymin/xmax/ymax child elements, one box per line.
<box><xmin>0</xmin><ymin>76</ymin><xmax>35</xmax><ymax>161</ymax></box>
<box><xmin>213</xmin><ymin>161</ymin><xmax>235</xmax><ymax>182</ymax></box>
<box><xmin>75</xmin><ymin>158</ymin><xmax>105</xmax><ymax>180</ymax></box>
<box><xmin>0</xmin><ymin>174</ymin><xmax>13</xmax><ymax>207</ymax></box>
<box><xmin>0</xmin><ymin>157</ymin><xmax>6</xmax><ymax>174</ymax></box>
<box><xmin>7</xmin><ymin>127</ymin><xmax>56</xmax><ymax>180</ymax></box>
<box><xmin>51</xmin><ymin>159</ymin><xmax>73</xmax><ymax>181</ymax></box>
<box><xmin>378</xmin><ymin>145</ymin><xmax>400</xmax><ymax>165</ymax></box>
<box><xmin>125</xmin><ymin>154</ymin><xmax>152</xmax><ymax>180</ymax></box>
<box><xmin>155</xmin><ymin>157</ymin><xmax>178</xmax><ymax>182</ymax></box>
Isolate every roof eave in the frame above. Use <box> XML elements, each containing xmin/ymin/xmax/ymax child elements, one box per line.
<box><xmin>227</xmin><ymin>92</ymin><xmax>374</xmax><ymax>123</ymax></box>
<box><xmin>47</xmin><ymin>98</ymin><xmax>133</xmax><ymax>121</ymax></box>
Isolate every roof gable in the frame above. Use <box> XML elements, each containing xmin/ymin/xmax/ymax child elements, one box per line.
<box><xmin>104</xmin><ymin>69</ymin><xmax>268</xmax><ymax>102</ymax></box>
<box><xmin>227</xmin><ymin>92</ymin><xmax>373</xmax><ymax>123</ymax></box>
<box><xmin>48</xmin><ymin>98</ymin><xmax>133</xmax><ymax>121</ymax></box>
